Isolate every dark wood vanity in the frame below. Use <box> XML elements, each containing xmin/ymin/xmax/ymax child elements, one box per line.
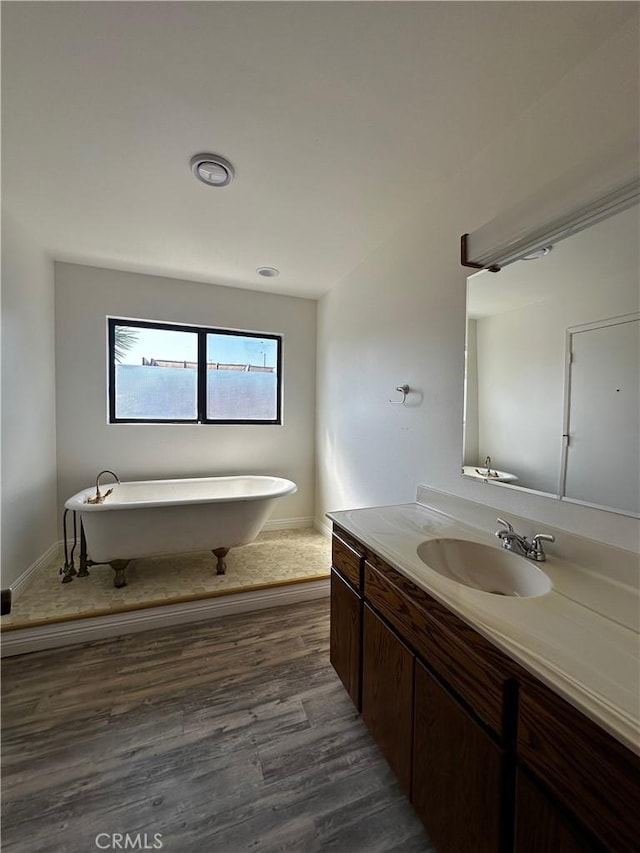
<box><xmin>329</xmin><ymin>524</ymin><xmax>640</xmax><ymax>853</ymax></box>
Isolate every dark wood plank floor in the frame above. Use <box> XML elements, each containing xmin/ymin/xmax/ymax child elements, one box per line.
<box><xmin>1</xmin><ymin>599</ymin><xmax>435</xmax><ymax>853</ymax></box>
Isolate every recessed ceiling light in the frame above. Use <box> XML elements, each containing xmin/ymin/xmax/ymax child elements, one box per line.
<box><xmin>257</xmin><ymin>267</ymin><xmax>279</xmax><ymax>277</ymax></box>
<box><xmin>190</xmin><ymin>153</ymin><xmax>234</xmax><ymax>187</ymax></box>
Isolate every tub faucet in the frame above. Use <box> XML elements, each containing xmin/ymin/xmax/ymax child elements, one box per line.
<box><xmin>87</xmin><ymin>470</ymin><xmax>120</xmax><ymax>504</ymax></box>
<box><xmin>495</xmin><ymin>517</ymin><xmax>555</xmax><ymax>562</ymax></box>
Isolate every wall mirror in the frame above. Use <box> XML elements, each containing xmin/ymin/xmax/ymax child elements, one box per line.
<box><xmin>463</xmin><ymin>200</ymin><xmax>639</xmax><ymax>517</ymax></box>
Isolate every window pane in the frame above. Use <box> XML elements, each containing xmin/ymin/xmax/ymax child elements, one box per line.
<box><xmin>113</xmin><ymin>325</ymin><xmax>198</xmax><ymax>420</ymax></box>
<box><xmin>206</xmin><ymin>333</ymin><xmax>278</xmax><ymax>420</ymax></box>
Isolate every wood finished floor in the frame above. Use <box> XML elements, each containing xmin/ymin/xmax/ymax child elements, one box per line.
<box><xmin>1</xmin><ymin>599</ymin><xmax>435</xmax><ymax>853</ymax></box>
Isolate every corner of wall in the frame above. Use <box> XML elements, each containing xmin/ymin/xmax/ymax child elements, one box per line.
<box><xmin>1</xmin><ymin>211</ymin><xmax>58</xmax><ymax>587</ymax></box>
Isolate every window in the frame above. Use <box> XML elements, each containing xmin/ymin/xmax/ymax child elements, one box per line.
<box><xmin>108</xmin><ymin>318</ymin><xmax>282</xmax><ymax>424</ymax></box>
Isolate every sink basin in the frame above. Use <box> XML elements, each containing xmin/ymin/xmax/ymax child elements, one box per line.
<box><xmin>416</xmin><ymin>538</ymin><xmax>552</xmax><ymax>597</ymax></box>
<box><xmin>462</xmin><ymin>465</ymin><xmax>518</xmax><ymax>483</ymax></box>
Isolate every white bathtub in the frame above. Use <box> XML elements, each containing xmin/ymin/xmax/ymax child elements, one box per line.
<box><xmin>64</xmin><ymin>475</ymin><xmax>297</xmax><ymax>586</ymax></box>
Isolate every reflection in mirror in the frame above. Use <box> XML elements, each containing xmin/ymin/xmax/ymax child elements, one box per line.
<box><xmin>463</xmin><ymin>203</ymin><xmax>639</xmax><ymax>517</ymax></box>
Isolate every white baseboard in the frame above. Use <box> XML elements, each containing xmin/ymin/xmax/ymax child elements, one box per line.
<box><xmin>1</xmin><ymin>577</ymin><xmax>329</xmax><ymax>657</ymax></box>
<box><xmin>262</xmin><ymin>516</ymin><xmax>315</xmax><ymax>531</ymax></box>
<box><xmin>10</xmin><ymin>542</ymin><xmax>60</xmax><ymax>602</ymax></box>
<box><xmin>314</xmin><ymin>517</ymin><xmax>332</xmax><ymax>538</ymax></box>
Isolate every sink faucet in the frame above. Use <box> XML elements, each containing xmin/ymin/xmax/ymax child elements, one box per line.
<box><xmin>495</xmin><ymin>518</ymin><xmax>555</xmax><ymax>562</ymax></box>
<box><xmin>476</xmin><ymin>455</ymin><xmax>499</xmax><ymax>479</ymax></box>
<box><xmin>87</xmin><ymin>470</ymin><xmax>120</xmax><ymax>504</ymax></box>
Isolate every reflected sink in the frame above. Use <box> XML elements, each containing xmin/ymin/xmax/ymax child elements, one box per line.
<box><xmin>416</xmin><ymin>538</ymin><xmax>552</xmax><ymax>597</ymax></box>
<box><xmin>462</xmin><ymin>465</ymin><xmax>518</xmax><ymax>483</ymax></box>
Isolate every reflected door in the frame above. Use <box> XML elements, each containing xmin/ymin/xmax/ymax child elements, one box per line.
<box><xmin>563</xmin><ymin>316</ymin><xmax>639</xmax><ymax>515</ymax></box>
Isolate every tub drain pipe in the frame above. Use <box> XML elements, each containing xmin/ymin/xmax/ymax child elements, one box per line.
<box><xmin>59</xmin><ymin>509</ymin><xmax>78</xmax><ymax>583</ymax></box>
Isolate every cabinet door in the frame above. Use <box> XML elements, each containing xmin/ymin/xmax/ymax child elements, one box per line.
<box><xmin>515</xmin><ymin>769</ymin><xmax>602</xmax><ymax>853</ymax></box>
<box><xmin>518</xmin><ymin>680</ymin><xmax>640</xmax><ymax>852</ymax></box>
<box><xmin>362</xmin><ymin>604</ymin><xmax>414</xmax><ymax>797</ymax></box>
<box><xmin>412</xmin><ymin>660</ymin><xmax>503</xmax><ymax>853</ymax></box>
<box><xmin>330</xmin><ymin>569</ymin><xmax>362</xmax><ymax>710</ymax></box>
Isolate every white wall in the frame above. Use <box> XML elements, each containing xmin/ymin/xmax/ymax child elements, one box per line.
<box><xmin>316</xmin><ymin>20</ymin><xmax>640</xmax><ymax>552</ymax></box>
<box><xmin>55</xmin><ymin>263</ymin><xmax>316</xmax><ymax>523</ymax></box>
<box><xmin>1</xmin><ymin>212</ymin><xmax>58</xmax><ymax>587</ymax></box>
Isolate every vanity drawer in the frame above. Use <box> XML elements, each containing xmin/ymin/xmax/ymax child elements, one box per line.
<box><xmin>332</xmin><ymin>531</ymin><xmax>364</xmax><ymax>591</ymax></box>
<box><xmin>364</xmin><ymin>556</ymin><xmax>512</xmax><ymax>737</ymax></box>
<box><xmin>518</xmin><ymin>679</ymin><xmax>640</xmax><ymax>853</ymax></box>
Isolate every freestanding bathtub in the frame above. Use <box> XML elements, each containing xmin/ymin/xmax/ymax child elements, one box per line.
<box><xmin>64</xmin><ymin>475</ymin><xmax>297</xmax><ymax>588</ymax></box>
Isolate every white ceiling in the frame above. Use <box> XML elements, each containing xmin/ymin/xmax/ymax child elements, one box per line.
<box><xmin>2</xmin><ymin>1</ymin><xmax>635</xmax><ymax>299</ymax></box>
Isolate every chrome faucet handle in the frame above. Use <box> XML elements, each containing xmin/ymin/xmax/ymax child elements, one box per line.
<box><xmin>496</xmin><ymin>517</ymin><xmax>514</xmax><ymax>536</ymax></box>
<box><xmin>528</xmin><ymin>533</ymin><xmax>555</xmax><ymax>561</ymax></box>
<box><xmin>532</xmin><ymin>533</ymin><xmax>555</xmax><ymax>544</ymax></box>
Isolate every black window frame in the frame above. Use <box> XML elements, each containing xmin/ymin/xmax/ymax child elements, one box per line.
<box><xmin>108</xmin><ymin>317</ymin><xmax>283</xmax><ymax>425</ymax></box>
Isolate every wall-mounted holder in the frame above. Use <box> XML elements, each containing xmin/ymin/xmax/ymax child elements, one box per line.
<box><xmin>390</xmin><ymin>384</ymin><xmax>410</xmax><ymax>404</ymax></box>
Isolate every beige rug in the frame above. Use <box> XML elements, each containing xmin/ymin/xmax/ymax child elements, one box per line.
<box><xmin>1</xmin><ymin>528</ymin><xmax>331</xmax><ymax>631</ymax></box>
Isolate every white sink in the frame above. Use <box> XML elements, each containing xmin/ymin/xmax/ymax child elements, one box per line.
<box><xmin>416</xmin><ymin>538</ymin><xmax>552</xmax><ymax>598</ymax></box>
<box><xmin>462</xmin><ymin>465</ymin><xmax>518</xmax><ymax>483</ymax></box>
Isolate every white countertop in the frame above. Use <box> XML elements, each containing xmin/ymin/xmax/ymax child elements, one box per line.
<box><xmin>327</xmin><ymin>501</ymin><xmax>640</xmax><ymax>755</ymax></box>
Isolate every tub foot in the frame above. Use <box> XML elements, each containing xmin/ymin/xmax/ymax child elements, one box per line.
<box><xmin>77</xmin><ymin>554</ymin><xmax>90</xmax><ymax>578</ymax></box>
<box><xmin>110</xmin><ymin>560</ymin><xmax>129</xmax><ymax>588</ymax></box>
<box><xmin>212</xmin><ymin>548</ymin><xmax>229</xmax><ymax>575</ymax></box>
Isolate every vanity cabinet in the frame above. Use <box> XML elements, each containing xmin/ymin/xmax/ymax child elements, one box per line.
<box><xmin>329</xmin><ymin>569</ymin><xmax>361</xmax><ymax>709</ymax></box>
<box><xmin>329</xmin><ymin>531</ymin><xmax>365</xmax><ymax>710</ymax></box>
<box><xmin>514</xmin><ymin>769</ymin><xmax>601</xmax><ymax>853</ymax></box>
<box><xmin>329</xmin><ymin>523</ymin><xmax>640</xmax><ymax>853</ymax></box>
<box><xmin>516</xmin><ymin>676</ymin><xmax>640</xmax><ymax>853</ymax></box>
<box><xmin>331</xmin><ymin>530</ymin><xmax>364</xmax><ymax>590</ymax></box>
<box><xmin>362</xmin><ymin>604</ymin><xmax>414</xmax><ymax>797</ymax></box>
<box><xmin>413</xmin><ymin>660</ymin><xmax>504</xmax><ymax>853</ymax></box>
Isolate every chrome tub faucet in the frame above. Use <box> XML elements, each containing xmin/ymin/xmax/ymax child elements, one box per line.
<box><xmin>495</xmin><ymin>517</ymin><xmax>555</xmax><ymax>562</ymax></box>
<box><xmin>87</xmin><ymin>470</ymin><xmax>120</xmax><ymax>504</ymax></box>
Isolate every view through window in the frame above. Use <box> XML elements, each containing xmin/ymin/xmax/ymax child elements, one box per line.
<box><xmin>109</xmin><ymin>319</ymin><xmax>281</xmax><ymax>423</ymax></box>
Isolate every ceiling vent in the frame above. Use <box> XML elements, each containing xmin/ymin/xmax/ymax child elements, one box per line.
<box><xmin>190</xmin><ymin>153</ymin><xmax>234</xmax><ymax>187</ymax></box>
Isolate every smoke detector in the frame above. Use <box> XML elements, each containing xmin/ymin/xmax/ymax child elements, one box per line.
<box><xmin>190</xmin><ymin>153</ymin><xmax>234</xmax><ymax>187</ymax></box>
